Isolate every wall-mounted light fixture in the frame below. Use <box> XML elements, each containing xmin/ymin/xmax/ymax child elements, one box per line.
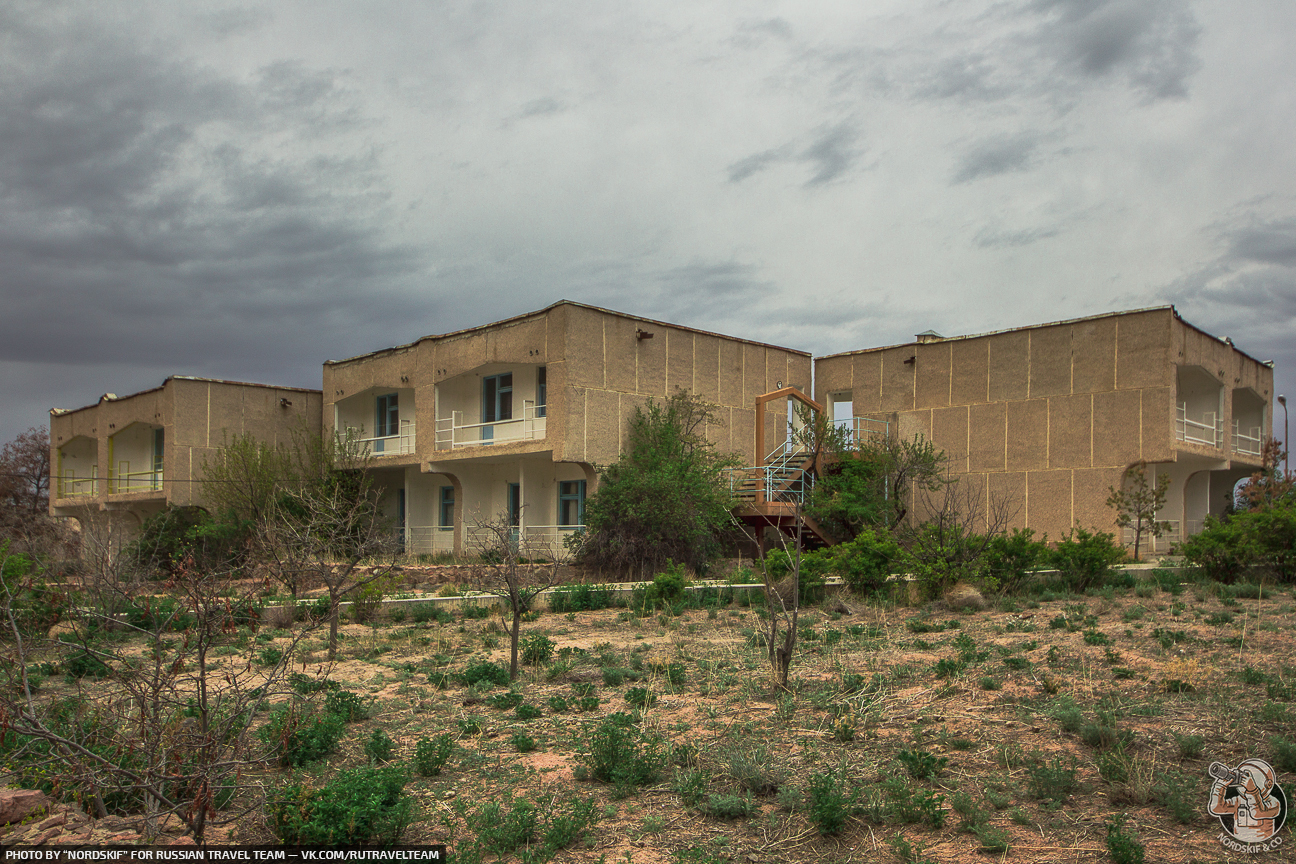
<box><xmin>400</xmin><ymin>375</ymin><xmax>409</xmax><ymax>383</ymax></box>
<box><xmin>280</xmin><ymin>398</ymin><xmax>293</xmax><ymax>408</ymax></box>
<box><xmin>903</xmin><ymin>356</ymin><xmax>916</xmax><ymax>365</ymax></box>
<box><xmin>636</xmin><ymin>329</ymin><xmax>654</xmax><ymax>340</ymax></box>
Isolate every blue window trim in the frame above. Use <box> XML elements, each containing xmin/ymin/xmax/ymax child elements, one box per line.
<box><xmin>558</xmin><ymin>480</ymin><xmax>586</xmax><ymax>526</ymax></box>
<box><xmin>536</xmin><ymin>367</ymin><xmax>547</xmax><ymax>419</ymax></box>
<box><xmin>439</xmin><ymin>486</ymin><xmax>454</xmax><ymax>529</ymax></box>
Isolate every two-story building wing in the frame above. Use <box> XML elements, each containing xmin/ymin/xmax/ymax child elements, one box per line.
<box><xmin>49</xmin><ymin>376</ymin><xmax>322</xmax><ymax>535</ymax></box>
<box><xmin>322</xmin><ymin>301</ymin><xmax>813</xmax><ymax>557</ymax></box>
<box><xmin>813</xmin><ymin>306</ymin><xmax>1275</xmax><ymax>552</ymax></box>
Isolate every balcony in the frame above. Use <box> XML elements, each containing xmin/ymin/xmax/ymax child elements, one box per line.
<box><xmin>435</xmin><ymin>401</ymin><xmax>546</xmax><ymax>450</ymax></box>
<box><xmin>110</xmin><ymin>467</ymin><xmax>163</xmax><ymax>494</ymax></box>
<box><xmin>1175</xmin><ymin>404</ymin><xmax>1222</xmax><ymax>448</ymax></box>
<box><xmin>835</xmin><ymin>416</ymin><xmax>890</xmax><ymax>447</ymax></box>
<box><xmin>348</xmin><ymin>419</ymin><xmax>416</xmax><ymax>456</ymax></box>
<box><xmin>403</xmin><ymin>523</ymin><xmax>580</xmax><ymax>559</ymax></box>
<box><xmin>1232</xmin><ymin>420</ymin><xmax>1262</xmax><ymax>457</ymax></box>
<box><xmin>57</xmin><ymin>471</ymin><xmax>98</xmax><ymax>499</ymax></box>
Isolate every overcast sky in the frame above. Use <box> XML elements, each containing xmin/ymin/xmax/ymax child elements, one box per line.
<box><xmin>2</xmin><ymin>0</ymin><xmax>1293</xmax><ymax>448</ymax></box>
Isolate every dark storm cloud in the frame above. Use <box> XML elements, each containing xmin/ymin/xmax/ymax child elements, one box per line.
<box><xmin>1162</xmin><ymin>213</ymin><xmax>1296</xmax><ymax>411</ymax></box>
<box><xmin>726</xmin><ymin>124</ymin><xmax>860</xmax><ymax>186</ymax></box>
<box><xmin>952</xmin><ymin>133</ymin><xmax>1043</xmax><ymax>183</ymax></box>
<box><xmin>865</xmin><ymin>0</ymin><xmax>1202</xmax><ymax>109</ymax></box>
<box><xmin>1029</xmin><ymin>0</ymin><xmax>1201</xmax><ymax>100</ymax></box>
<box><xmin>0</xmin><ymin>11</ymin><xmax>420</xmax><ymax>373</ymax></box>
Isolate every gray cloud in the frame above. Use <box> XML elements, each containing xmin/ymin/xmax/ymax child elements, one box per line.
<box><xmin>726</xmin><ymin>123</ymin><xmax>861</xmax><ymax>186</ymax></box>
<box><xmin>973</xmin><ymin>225</ymin><xmax>1061</xmax><ymax>248</ymax></box>
<box><xmin>1162</xmin><ymin>213</ymin><xmax>1296</xmax><ymax>408</ymax></box>
<box><xmin>953</xmin><ymin>133</ymin><xmax>1043</xmax><ymax>183</ymax></box>
<box><xmin>0</xmin><ymin>12</ymin><xmax>419</xmax><ymax>374</ymax></box>
<box><xmin>1028</xmin><ymin>0</ymin><xmax>1202</xmax><ymax>100</ymax></box>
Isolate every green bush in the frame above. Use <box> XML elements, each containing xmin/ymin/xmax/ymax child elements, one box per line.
<box><xmin>521</xmin><ymin>633</ymin><xmax>557</xmax><ymax>665</ymax></box>
<box><xmin>577</xmin><ymin>715</ymin><xmax>665</xmax><ymax>792</ymax></box>
<box><xmin>1051</xmin><ymin>526</ymin><xmax>1126</xmax><ymax>591</ymax></box>
<box><xmin>365</xmin><ymin>729</ymin><xmax>396</xmax><ymax>763</ymax></box>
<box><xmin>65</xmin><ymin>650</ymin><xmax>110</xmax><ymax>679</ymax></box>
<box><xmin>258</xmin><ymin>702</ymin><xmax>347</xmax><ymax>767</ymax></box>
<box><xmin>468</xmin><ymin>797</ymin><xmax>537</xmax><ymax>856</ymax></box>
<box><xmin>704</xmin><ymin>793</ymin><xmax>755</xmax><ymax>819</ymax></box>
<box><xmin>125</xmin><ymin>596</ymin><xmax>197</xmax><ymax>633</ymax></box>
<box><xmin>897</xmin><ymin>748</ymin><xmax>947</xmax><ymax>780</ymax></box>
<box><xmin>548</xmin><ymin>583</ymin><xmax>614</xmax><ymax>613</ymax></box>
<box><xmin>1027</xmin><ymin>755</ymin><xmax>1079</xmax><ymax>805</ymax></box>
<box><xmin>515</xmin><ymin>702</ymin><xmax>543</xmax><ymax>720</ymax></box>
<box><xmin>511</xmin><ymin>731</ymin><xmax>537</xmax><ymax>752</ymax></box>
<box><xmin>411</xmin><ymin>603</ymin><xmax>453</xmax><ymax>624</ymax></box>
<box><xmin>457</xmin><ymin>660</ymin><xmax>510</xmax><ymax>687</ymax></box>
<box><xmin>625</xmin><ymin>687</ymin><xmax>657</xmax><ymax>708</ymax></box>
<box><xmin>1105</xmin><ymin>815</ymin><xmax>1145</xmax><ymax>864</ymax></box>
<box><xmin>806</xmin><ymin>769</ymin><xmax>853</xmax><ymax>835</ymax></box>
<box><xmin>821</xmin><ymin>529</ymin><xmax>902</xmax><ymax>595</ymax></box>
<box><xmin>270</xmin><ymin>765</ymin><xmax>410</xmax><ymax>845</ymax></box>
<box><xmin>414</xmin><ymin>734</ymin><xmax>453</xmax><ymax>777</ymax></box>
<box><xmin>324</xmin><ymin>690</ymin><xmax>370</xmax><ymax>722</ymax></box>
<box><xmin>576</xmin><ymin>392</ymin><xmax>741</xmax><ymax>575</ymax></box>
<box><xmin>984</xmin><ymin>528</ymin><xmax>1048</xmax><ymax>593</ymax></box>
<box><xmin>288</xmin><ymin>672</ymin><xmax>341</xmax><ymax>695</ymax></box>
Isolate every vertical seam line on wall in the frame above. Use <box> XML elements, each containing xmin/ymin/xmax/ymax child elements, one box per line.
<box><xmin>205</xmin><ymin>384</ymin><xmax>211</xmax><ymax>448</ymax></box>
<box><xmin>1027</xmin><ymin>331</ymin><xmax>1033</xmax><ymax>400</ymax></box>
<box><xmin>1089</xmin><ymin>393</ymin><xmax>1095</xmax><ymax>468</ymax></box>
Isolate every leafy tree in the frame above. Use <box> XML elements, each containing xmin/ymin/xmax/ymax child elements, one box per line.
<box><xmin>1236</xmin><ymin>438</ymin><xmax>1294</xmax><ymax>511</ymax></box>
<box><xmin>1106</xmin><ymin>462</ymin><xmax>1171</xmax><ymax>561</ymax></box>
<box><xmin>576</xmin><ymin>391</ymin><xmax>739</xmax><ymax>575</ymax></box>
<box><xmin>806</xmin><ymin>432</ymin><xmax>949</xmax><ymax>538</ymax></box>
<box><xmin>0</xmin><ymin>427</ymin><xmax>59</xmax><ymax>553</ymax></box>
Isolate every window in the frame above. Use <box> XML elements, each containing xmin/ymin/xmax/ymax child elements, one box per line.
<box><xmin>483</xmin><ymin>374</ymin><xmax>513</xmax><ymax>422</ymax></box>
<box><xmin>482</xmin><ymin>374</ymin><xmax>513</xmax><ymax>443</ymax></box>
<box><xmin>439</xmin><ymin>486</ymin><xmax>454</xmax><ymax>530</ymax></box>
<box><xmin>559</xmin><ymin>480</ymin><xmax>586</xmax><ymax>526</ymax></box>
<box><xmin>508</xmin><ymin>483</ymin><xmax>521</xmax><ymax>527</ymax></box>
<box><xmin>376</xmin><ymin>393</ymin><xmax>399</xmax><ymax>437</ymax></box>
<box><xmin>152</xmin><ymin>427</ymin><xmax>164</xmax><ymax>474</ymax></box>
<box><xmin>536</xmin><ymin>367</ymin><xmax>547</xmax><ymax>418</ymax></box>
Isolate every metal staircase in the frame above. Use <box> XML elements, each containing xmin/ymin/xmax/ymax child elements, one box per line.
<box><xmin>727</xmin><ymin>387</ymin><xmax>836</xmax><ymax>549</ymax></box>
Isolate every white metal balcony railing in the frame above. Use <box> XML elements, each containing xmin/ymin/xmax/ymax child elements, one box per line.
<box><xmin>1122</xmin><ymin>519</ymin><xmax>1181</xmax><ymax>556</ymax></box>
<box><xmin>834</xmin><ymin>416</ymin><xmax>891</xmax><ymax>447</ymax></box>
<box><xmin>402</xmin><ymin>523</ymin><xmax>582</xmax><ymax>559</ymax></box>
<box><xmin>434</xmin><ymin>401</ymin><xmax>546</xmax><ymax>449</ymax></box>
<box><xmin>348</xmin><ymin>419</ymin><xmax>416</xmax><ymax>456</ymax></box>
<box><xmin>111</xmin><ymin>468</ymin><xmax>163</xmax><ymax>494</ymax></box>
<box><xmin>1175</xmin><ymin>404</ymin><xmax>1222</xmax><ymax>448</ymax></box>
<box><xmin>1232</xmin><ymin>420</ymin><xmax>1262</xmax><ymax>457</ymax></box>
<box><xmin>57</xmin><ymin>472</ymin><xmax>98</xmax><ymax>498</ymax></box>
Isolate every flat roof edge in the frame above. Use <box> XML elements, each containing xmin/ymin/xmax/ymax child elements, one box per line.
<box><xmin>51</xmin><ymin>376</ymin><xmax>321</xmax><ymax>418</ymax></box>
<box><xmin>325</xmin><ymin>300</ymin><xmax>811</xmax><ymax>367</ymax></box>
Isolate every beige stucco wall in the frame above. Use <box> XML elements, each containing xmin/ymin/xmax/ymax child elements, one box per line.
<box><xmin>51</xmin><ymin>378</ymin><xmax>322</xmax><ymax>523</ymax></box>
<box><xmin>814</xmin><ymin>308</ymin><xmax>1275</xmax><ymax>544</ymax></box>
<box><xmin>322</xmin><ymin>301</ymin><xmax>812</xmax><ymax>471</ymax></box>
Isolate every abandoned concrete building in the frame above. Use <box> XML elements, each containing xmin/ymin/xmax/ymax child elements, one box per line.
<box><xmin>49</xmin><ymin>376</ymin><xmax>323</xmax><ymax>536</ymax></box>
<box><xmin>322</xmin><ymin>301</ymin><xmax>810</xmax><ymax>557</ymax></box>
<box><xmin>814</xmin><ymin>306</ymin><xmax>1275</xmax><ymax>552</ymax></box>
<box><xmin>49</xmin><ymin>303</ymin><xmax>1275</xmax><ymax>558</ymax></box>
